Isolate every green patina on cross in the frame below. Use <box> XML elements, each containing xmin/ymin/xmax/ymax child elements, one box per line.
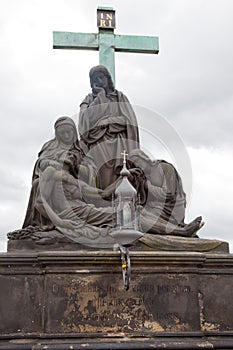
<box><xmin>53</xmin><ymin>6</ymin><xmax>159</xmax><ymax>83</ymax></box>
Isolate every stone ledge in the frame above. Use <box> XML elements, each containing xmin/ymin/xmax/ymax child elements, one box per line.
<box><xmin>1</xmin><ymin>334</ymin><xmax>233</xmax><ymax>349</ymax></box>
<box><xmin>1</xmin><ymin>250</ymin><xmax>233</xmax><ymax>269</ymax></box>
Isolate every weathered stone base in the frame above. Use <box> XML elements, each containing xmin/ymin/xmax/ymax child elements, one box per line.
<box><xmin>1</xmin><ymin>250</ymin><xmax>233</xmax><ymax>349</ymax></box>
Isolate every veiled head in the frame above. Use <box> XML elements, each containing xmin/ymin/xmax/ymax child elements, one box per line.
<box><xmin>54</xmin><ymin>116</ymin><xmax>78</xmax><ymax>145</ymax></box>
<box><xmin>89</xmin><ymin>65</ymin><xmax>114</xmax><ymax>92</ymax></box>
<box><xmin>128</xmin><ymin>149</ymin><xmax>154</xmax><ymax>170</ymax></box>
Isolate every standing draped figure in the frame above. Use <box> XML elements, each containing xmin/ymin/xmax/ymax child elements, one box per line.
<box><xmin>78</xmin><ymin>65</ymin><xmax>140</xmax><ymax>189</ymax></box>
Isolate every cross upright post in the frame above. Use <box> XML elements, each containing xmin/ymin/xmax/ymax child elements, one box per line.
<box><xmin>53</xmin><ymin>6</ymin><xmax>159</xmax><ymax>84</ymax></box>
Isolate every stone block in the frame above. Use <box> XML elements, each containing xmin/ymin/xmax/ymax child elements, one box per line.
<box><xmin>0</xmin><ymin>251</ymin><xmax>233</xmax><ymax>349</ymax></box>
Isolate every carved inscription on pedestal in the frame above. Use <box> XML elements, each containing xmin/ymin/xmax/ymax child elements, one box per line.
<box><xmin>45</xmin><ymin>274</ymin><xmax>200</xmax><ymax>333</ymax></box>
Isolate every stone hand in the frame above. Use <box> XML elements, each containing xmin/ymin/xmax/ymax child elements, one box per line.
<box><xmin>97</xmin><ymin>118</ymin><xmax>109</xmax><ymax>128</ymax></box>
<box><xmin>92</xmin><ymin>83</ymin><xmax>105</xmax><ymax>95</ymax></box>
<box><xmin>129</xmin><ymin>168</ymin><xmax>143</xmax><ymax>177</ymax></box>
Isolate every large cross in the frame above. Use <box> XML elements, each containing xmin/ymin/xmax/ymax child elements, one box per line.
<box><xmin>53</xmin><ymin>6</ymin><xmax>159</xmax><ymax>83</ymax></box>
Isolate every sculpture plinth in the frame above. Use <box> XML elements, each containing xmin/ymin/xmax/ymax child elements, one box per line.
<box><xmin>1</xmin><ymin>249</ymin><xmax>233</xmax><ymax>349</ymax></box>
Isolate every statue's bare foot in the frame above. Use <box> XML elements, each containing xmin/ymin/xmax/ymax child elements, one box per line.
<box><xmin>185</xmin><ymin>216</ymin><xmax>204</xmax><ymax>237</ymax></box>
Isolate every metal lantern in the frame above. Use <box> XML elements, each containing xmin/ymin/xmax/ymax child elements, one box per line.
<box><xmin>111</xmin><ymin>150</ymin><xmax>142</xmax><ymax>244</ymax></box>
<box><xmin>110</xmin><ymin>150</ymin><xmax>144</xmax><ymax>290</ymax></box>
<box><xmin>115</xmin><ymin>160</ymin><xmax>139</xmax><ymax>231</ymax></box>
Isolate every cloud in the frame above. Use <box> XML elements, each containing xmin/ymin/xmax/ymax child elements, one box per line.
<box><xmin>115</xmin><ymin>0</ymin><xmax>233</xmax><ymax>148</ymax></box>
<box><xmin>170</xmin><ymin>95</ymin><xmax>233</xmax><ymax>147</ymax></box>
<box><xmin>186</xmin><ymin>146</ymin><xmax>233</xmax><ymax>247</ymax></box>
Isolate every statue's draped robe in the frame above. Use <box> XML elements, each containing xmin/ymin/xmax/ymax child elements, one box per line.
<box><xmin>79</xmin><ymin>89</ymin><xmax>140</xmax><ymax>189</ymax></box>
<box><xmin>37</xmin><ymin>165</ymin><xmax>115</xmax><ymax>236</ymax></box>
<box><xmin>38</xmin><ymin>165</ymin><xmax>195</xmax><ymax>239</ymax></box>
<box><xmin>23</xmin><ymin>157</ymin><xmax>198</xmax><ymax>241</ymax></box>
<box><xmin>145</xmin><ymin>160</ymin><xmax>186</xmax><ymax>227</ymax></box>
<box><xmin>22</xmin><ymin>139</ymin><xmax>85</xmax><ymax>228</ymax></box>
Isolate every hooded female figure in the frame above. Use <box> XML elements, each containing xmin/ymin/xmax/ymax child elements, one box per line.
<box><xmin>22</xmin><ymin>116</ymin><xmax>92</xmax><ymax>228</ymax></box>
<box><xmin>78</xmin><ymin>65</ymin><xmax>140</xmax><ymax>189</ymax></box>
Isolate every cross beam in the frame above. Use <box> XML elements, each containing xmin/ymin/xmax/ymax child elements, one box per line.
<box><xmin>53</xmin><ymin>7</ymin><xmax>159</xmax><ymax>83</ymax></box>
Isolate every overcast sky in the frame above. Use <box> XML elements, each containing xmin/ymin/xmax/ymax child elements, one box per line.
<box><xmin>0</xmin><ymin>0</ymin><xmax>233</xmax><ymax>252</ymax></box>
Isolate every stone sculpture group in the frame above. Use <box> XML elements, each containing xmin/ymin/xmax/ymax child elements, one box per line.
<box><xmin>8</xmin><ymin>65</ymin><xmax>204</xmax><ymax>248</ymax></box>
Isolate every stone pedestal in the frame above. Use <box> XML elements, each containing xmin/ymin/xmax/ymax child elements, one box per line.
<box><xmin>0</xmin><ymin>250</ymin><xmax>233</xmax><ymax>349</ymax></box>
